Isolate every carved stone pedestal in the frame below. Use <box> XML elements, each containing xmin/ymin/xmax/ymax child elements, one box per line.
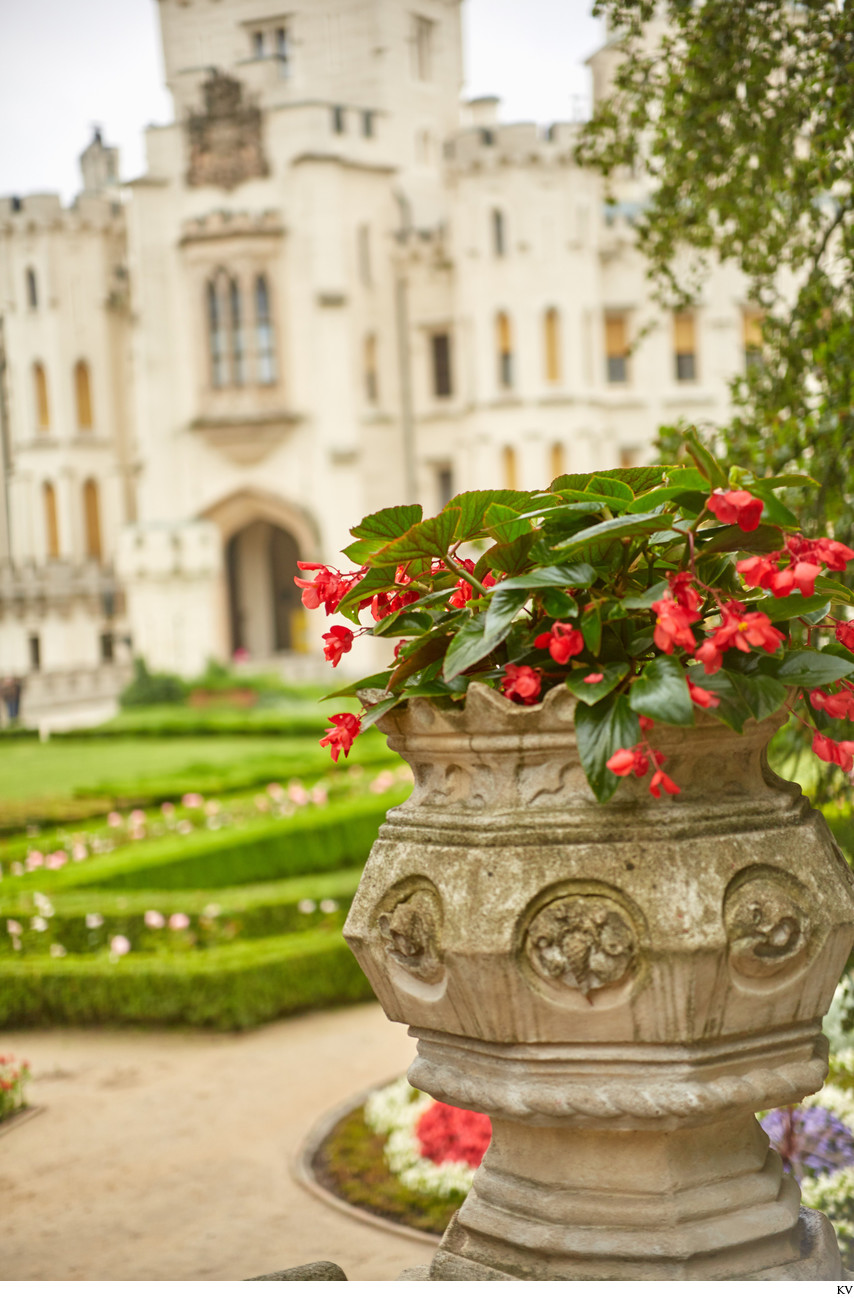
<box><xmin>344</xmin><ymin>684</ymin><xmax>854</xmax><ymax>1281</ymax></box>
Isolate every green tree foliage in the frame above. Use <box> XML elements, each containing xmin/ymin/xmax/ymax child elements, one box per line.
<box><xmin>576</xmin><ymin>0</ymin><xmax>854</xmax><ymax>544</ymax></box>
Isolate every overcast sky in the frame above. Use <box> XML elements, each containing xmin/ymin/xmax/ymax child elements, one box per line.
<box><xmin>0</xmin><ymin>0</ymin><xmax>603</xmax><ymax>204</ymax></box>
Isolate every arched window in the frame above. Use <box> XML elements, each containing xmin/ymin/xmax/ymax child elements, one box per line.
<box><xmin>207</xmin><ymin>278</ymin><xmax>228</xmax><ymax>388</ymax></box>
<box><xmin>496</xmin><ymin>312</ymin><xmax>513</xmax><ymax>389</ymax></box>
<box><xmin>26</xmin><ymin>267</ymin><xmax>38</xmax><ymax>309</ymax></box>
<box><xmin>550</xmin><ymin>442</ymin><xmax>565</xmax><ymax>482</ymax></box>
<box><xmin>74</xmin><ymin>360</ymin><xmax>93</xmax><ymax>429</ymax></box>
<box><xmin>502</xmin><ymin>446</ymin><xmax>518</xmax><ymax>490</ymax></box>
<box><xmin>255</xmin><ymin>275</ymin><xmax>276</xmax><ymax>384</ymax></box>
<box><xmin>364</xmin><ymin>333</ymin><xmax>378</xmax><ymax>403</ymax></box>
<box><xmin>544</xmin><ymin>308</ymin><xmax>561</xmax><ymax>384</ymax></box>
<box><xmin>230</xmin><ymin>279</ymin><xmax>245</xmax><ymax>386</ymax></box>
<box><xmin>43</xmin><ymin>482</ymin><xmax>59</xmax><ymax>558</ymax></box>
<box><xmin>83</xmin><ymin>478</ymin><xmax>102</xmax><ymax>560</ymax></box>
<box><xmin>492</xmin><ymin>209</ymin><xmax>506</xmax><ymax>258</ymax></box>
<box><xmin>33</xmin><ymin>362</ymin><xmax>50</xmax><ymax>430</ymax></box>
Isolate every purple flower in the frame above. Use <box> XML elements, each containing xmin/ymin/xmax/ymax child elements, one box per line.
<box><xmin>760</xmin><ymin>1106</ymin><xmax>854</xmax><ymax>1182</ymax></box>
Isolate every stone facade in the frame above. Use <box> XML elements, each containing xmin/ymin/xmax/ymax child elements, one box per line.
<box><xmin>0</xmin><ymin>1</ymin><xmax>754</xmax><ymax>718</ymax></box>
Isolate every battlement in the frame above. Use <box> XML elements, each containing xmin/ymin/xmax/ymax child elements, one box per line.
<box><xmin>445</xmin><ymin>120</ymin><xmax>582</xmax><ymax>173</ymax></box>
<box><xmin>179</xmin><ymin>209</ymin><xmax>284</xmax><ymax>246</ymax></box>
<box><xmin>0</xmin><ymin>191</ymin><xmax>125</xmax><ymax>235</ymax></box>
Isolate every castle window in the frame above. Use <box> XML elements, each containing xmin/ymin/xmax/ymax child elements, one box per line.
<box><xmin>362</xmin><ymin>111</ymin><xmax>375</xmax><ymax>139</ymax></box>
<box><xmin>33</xmin><ymin>361</ymin><xmax>50</xmax><ymax>430</ymax></box>
<box><xmin>74</xmin><ymin>360</ymin><xmax>93</xmax><ymax>430</ymax></box>
<box><xmin>605</xmin><ymin>313</ymin><xmax>628</xmax><ymax>384</ymax></box>
<box><xmin>674</xmin><ymin>311</ymin><xmax>697</xmax><ymax>382</ymax></box>
<box><xmin>544</xmin><ymin>307</ymin><xmax>561</xmax><ymax>384</ymax></box>
<box><xmin>83</xmin><ymin>478</ymin><xmax>102</xmax><ymax>561</ymax></box>
<box><xmin>332</xmin><ymin>106</ymin><xmax>346</xmax><ymax>135</ymax></box>
<box><xmin>502</xmin><ymin>446</ymin><xmax>518</xmax><ymax>490</ymax></box>
<box><xmin>492</xmin><ymin>209</ymin><xmax>506</xmax><ymax>258</ymax></box>
<box><xmin>43</xmin><ymin>482</ymin><xmax>59</xmax><ymax>559</ymax></box>
<box><xmin>496</xmin><ymin>312</ymin><xmax>514</xmax><ymax>389</ymax></box>
<box><xmin>431</xmin><ymin>332</ymin><xmax>453</xmax><ymax>398</ymax></box>
<box><xmin>412</xmin><ymin>15</ymin><xmax>434</xmax><ymax>81</ymax></box>
<box><xmin>275</xmin><ymin>27</ymin><xmax>289</xmax><ymax>76</ymax></box>
<box><xmin>364</xmin><ymin>333</ymin><xmax>379</xmax><ymax>404</ymax></box>
<box><xmin>26</xmin><ymin>267</ymin><xmax>38</xmax><ymax>309</ymax></box>
<box><xmin>436</xmin><ymin>465</ymin><xmax>454</xmax><ymax>507</ymax></box>
<box><xmin>207</xmin><ymin>279</ymin><xmax>228</xmax><ymax>388</ymax></box>
<box><xmin>100</xmin><ymin>631</ymin><xmax>114</xmax><ymax>664</ymax></box>
<box><xmin>743</xmin><ymin>309</ymin><xmax>764</xmax><ymax>369</ymax></box>
<box><xmin>255</xmin><ymin>275</ymin><xmax>276</xmax><ymax>385</ymax></box>
<box><xmin>230</xmin><ymin>279</ymin><xmax>245</xmax><ymax>386</ymax></box>
<box><xmin>550</xmin><ymin>442</ymin><xmax>566</xmax><ymax>482</ymax></box>
<box><xmin>252</xmin><ymin>31</ymin><xmax>264</xmax><ymax>58</ymax></box>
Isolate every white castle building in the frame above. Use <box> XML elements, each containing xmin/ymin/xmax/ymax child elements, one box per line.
<box><xmin>0</xmin><ymin>0</ymin><xmax>755</xmax><ymax>726</ymax></box>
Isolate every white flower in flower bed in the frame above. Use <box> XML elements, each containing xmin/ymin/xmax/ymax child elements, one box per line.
<box><xmin>363</xmin><ymin>1076</ymin><xmax>491</xmax><ymax>1199</ymax></box>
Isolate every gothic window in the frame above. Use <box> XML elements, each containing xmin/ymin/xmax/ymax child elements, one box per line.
<box><xmin>743</xmin><ymin>309</ymin><xmax>764</xmax><ymax>369</ymax></box>
<box><xmin>74</xmin><ymin>360</ymin><xmax>93</xmax><ymax>429</ymax></box>
<box><xmin>252</xmin><ymin>30</ymin><xmax>264</xmax><ymax>58</ymax></box>
<box><xmin>33</xmin><ymin>361</ymin><xmax>50</xmax><ymax>430</ymax></box>
<box><xmin>544</xmin><ymin>308</ymin><xmax>561</xmax><ymax>384</ymax></box>
<box><xmin>550</xmin><ymin>442</ymin><xmax>565</xmax><ymax>481</ymax></box>
<box><xmin>496</xmin><ymin>312</ymin><xmax>513</xmax><ymax>389</ymax></box>
<box><xmin>431</xmin><ymin>332</ymin><xmax>453</xmax><ymax>397</ymax></box>
<box><xmin>332</xmin><ymin>106</ymin><xmax>346</xmax><ymax>134</ymax></box>
<box><xmin>43</xmin><ymin>481</ymin><xmax>59</xmax><ymax>558</ymax></box>
<box><xmin>357</xmin><ymin>225</ymin><xmax>372</xmax><ymax>286</ymax></box>
<box><xmin>83</xmin><ymin>478</ymin><xmax>102</xmax><ymax>561</ymax></box>
<box><xmin>605</xmin><ymin>313</ymin><xmax>629</xmax><ymax>384</ymax></box>
<box><xmin>255</xmin><ymin>275</ymin><xmax>276</xmax><ymax>385</ymax></box>
<box><xmin>674</xmin><ymin>311</ymin><xmax>697</xmax><ymax>382</ymax></box>
<box><xmin>230</xmin><ymin>279</ymin><xmax>245</xmax><ymax>386</ymax></box>
<box><xmin>364</xmin><ymin>333</ymin><xmax>378</xmax><ymax>404</ymax></box>
<box><xmin>207</xmin><ymin>279</ymin><xmax>228</xmax><ymax>388</ymax></box>
<box><xmin>412</xmin><ymin>15</ymin><xmax>434</xmax><ymax>80</ymax></box>
<box><xmin>26</xmin><ymin>267</ymin><xmax>38</xmax><ymax>309</ymax></box>
<box><xmin>502</xmin><ymin>445</ymin><xmax>518</xmax><ymax>490</ymax></box>
<box><xmin>275</xmin><ymin>27</ymin><xmax>289</xmax><ymax>76</ymax></box>
<box><xmin>492</xmin><ymin>209</ymin><xmax>506</xmax><ymax>258</ymax></box>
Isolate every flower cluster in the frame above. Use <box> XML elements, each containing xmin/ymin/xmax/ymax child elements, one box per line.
<box><xmin>0</xmin><ymin>1053</ymin><xmax>31</xmax><ymax>1124</ymax></box>
<box><xmin>299</xmin><ymin>438</ymin><xmax>854</xmax><ymax>803</ymax></box>
<box><xmin>364</xmin><ymin>1076</ymin><xmax>491</xmax><ymax>1199</ymax></box>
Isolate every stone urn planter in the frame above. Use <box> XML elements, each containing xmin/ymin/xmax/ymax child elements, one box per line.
<box><xmin>344</xmin><ymin>682</ymin><xmax>854</xmax><ymax>1280</ymax></box>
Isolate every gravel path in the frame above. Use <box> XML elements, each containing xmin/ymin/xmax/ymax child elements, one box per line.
<box><xmin>0</xmin><ymin>1003</ymin><xmax>435</xmax><ymax>1282</ymax></box>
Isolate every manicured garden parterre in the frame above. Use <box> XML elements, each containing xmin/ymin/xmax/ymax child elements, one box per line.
<box><xmin>0</xmin><ymin>696</ymin><xmax>409</xmax><ymax>1029</ymax></box>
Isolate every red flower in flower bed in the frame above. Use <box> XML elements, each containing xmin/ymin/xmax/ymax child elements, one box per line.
<box><xmin>415</xmin><ymin>1101</ymin><xmax>492</xmax><ymax>1167</ymax></box>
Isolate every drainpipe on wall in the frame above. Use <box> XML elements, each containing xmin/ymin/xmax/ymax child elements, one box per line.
<box><xmin>393</xmin><ymin>194</ymin><xmax>418</xmax><ymax>502</ymax></box>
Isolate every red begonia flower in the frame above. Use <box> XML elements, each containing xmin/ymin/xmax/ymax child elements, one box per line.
<box><xmin>583</xmin><ymin>672</ymin><xmax>604</xmax><ymax>683</ymax></box>
<box><xmin>812</xmin><ymin>731</ymin><xmax>854</xmax><ymax>773</ymax></box>
<box><xmin>639</xmin><ymin>716</ymin><xmax>655</xmax><ymax>733</ymax></box>
<box><xmin>836</xmin><ymin>620</ymin><xmax>854</xmax><ymax>652</ymax></box>
<box><xmin>321</xmin><ymin>624</ymin><xmax>355</xmax><ymax>667</ymax></box>
<box><xmin>500</xmin><ymin>664</ymin><xmax>542</xmax><ymax>705</ymax></box>
<box><xmin>787</xmin><ymin>534</ymin><xmax>854</xmax><ymax>572</ymax></box>
<box><xmin>667</xmin><ymin>571</ymin><xmax>702</xmax><ymax>613</ymax></box>
<box><xmin>688</xmin><ymin>680</ymin><xmax>720</xmax><ymax>709</ymax></box>
<box><xmin>736</xmin><ymin>553</ymin><xmax>782</xmax><ymax>589</ymax></box>
<box><xmin>319</xmin><ymin>712</ymin><xmax>361</xmax><ymax>762</ymax></box>
<box><xmin>810</xmin><ymin>687</ymin><xmax>854</xmax><ymax>722</ymax></box>
<box><xmin>606</xmin><ymin>748</ymin><xmax>638</xmax><ymax>777</ymax></box>
<box><xmin>710</xmin><ymin>601</ymin><xmax>785</xmax><ymax>656</ymax></box>
<box><xmin>651</xmin><ymin>597</ymin><xmax>699</xmax><ymax>654</ymax></box>
<box><xmin>533</xmin><ymin>621</ymin><xmax>584</xmax><ymax>664</ymax></box>
<box><xmin>707</xmin><ymin>489</ymin><xmax>764</xmax><ymax>532</ymax></box>
<box><xmin>294</xmin><ymin>562</ymin><xmax>355</xmax><ymax>615</ymax></box>
<box><xmin>649</xmin><ymin>770</ymin><xmax>680</xmax><ymax>799</ymax></box>
<box><xmin>695</xmin><ymin>638</ymin><xmax>723</xmax><ymax>675</ymax></box>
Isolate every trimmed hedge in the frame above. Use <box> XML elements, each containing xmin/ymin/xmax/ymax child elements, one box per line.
<box><xmin>0</xmin><ymin>930</ymin><xmax>373</xmax><ymax>1030</ymax></box>
<box><xmin>0</xmin><ymin>792</ymin><xmax>400</xmax><ymax>897</ymax></box>
<box><xmin>1</xmin><ymin>866</ymin><xmax>363</xmax><ymax>956</ymax></box>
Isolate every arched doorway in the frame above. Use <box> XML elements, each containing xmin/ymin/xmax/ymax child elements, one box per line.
<box><xmin>225</xmin><ymin>520</ymin><xmax>303</xmax><ymax>657</ymax></box>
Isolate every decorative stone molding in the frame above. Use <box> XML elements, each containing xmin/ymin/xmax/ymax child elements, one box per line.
<box><xmin>725</xmin><ymin>866</ymin><xmax>812</xmax><ymax>981</ymax></box>
<box><xmin>376</xmin><ymin>881</ymin><xmax>444</xmax><ymax>987</ymax></box>
<box><xmin>523</xmin><ymin>891</ymin><xmax>639</xmax><ymax>998</ymax></box>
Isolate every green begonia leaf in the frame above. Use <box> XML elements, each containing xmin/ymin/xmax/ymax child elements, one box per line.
<box><xmin>564</xmin><ymin>662</ymin><xmax>630</xmax><ymax>704</ymax></box>
<box><xmin>629</xmin><ymin>656</ymin><xmax>694</xmax><ymax>726</ymax></box>
<box><xmin>350</xmin><ymin>503</ymin><xmax>423</xmax><ymax>542</ymax></box>
<box><xmin>372</xmin><ymin>509</ymin><xmax>461</xmax><ymax>565</ymax></box>
<box><xmin>575</xmin><ymin>693</ymin><xmax>642</xmax><ymax>803</ymax></box>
